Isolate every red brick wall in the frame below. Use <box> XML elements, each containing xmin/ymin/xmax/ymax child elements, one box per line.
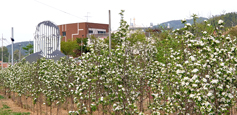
<box><xmin>58</xmin><ymin>22</ymin><xmax>109</xmax><ymax>42</ymax></box>
<box><xmin>0</xmin><ymin>61</ymin><xmax>8</xmax><ymax>68</ymax></box>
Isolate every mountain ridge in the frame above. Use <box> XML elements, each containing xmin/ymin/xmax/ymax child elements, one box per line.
<box><xmin>6</xmin><ymin>41</ymin><xmax>33</xmax><ymax>56</ymax></box>
<box><xmin>153</xmin><ymin>17</ymin><xmax>208</xmax><ymax>30</ymax></box>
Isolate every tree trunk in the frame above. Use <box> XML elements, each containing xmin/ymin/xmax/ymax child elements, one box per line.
<box><xmin>12</xmin><ymin>91</ymin><xmax>15</xmax><ymax>102</ymax></box>
<box><xmin>39</xmin><ymin>94</ymin><xmax>42</xmax><ymax>115</ymax></box>
<box><xmin>37</xmin><ymin>100</ymin><xmax>39</xmax><ymax>115</ymax></box>
<box><xmin>19</xmin><ymin>95</ymin><xmax>22</xmax><ymax>108</ymax></box>
<box><xmin>32</xmin><ymin>99</ymin><xmax>34</xmax><ymax>112</ymax></box>
<box><xmin>50</xmin><ymin>104</ymin><xmax>52</xmax><ymax>115</ymax></box>
<box><xmin>45</xmin><ymin>101</ymin><xmax>47</xmax><ymax>115</ymax></box>
<box><xmin>25</xmin><ymin>97</ymin><xmax>28</xmax><ymax>109</ymax></box>
<box><xmin>57</xmin><ymin>103</ymin><xmax>60</xmax><ymax>115</ymax></box>
<box><xmin>71</xmin><ymin>95</ymin><xmax>74</xmax><ymax>111</ymax></box>
<box><xmin>8</xmin><ymin>88</ymin><xmax>11</xmax><ymax>99</ymax></box>
<box><xmin>4</xmin><ymin>87</ymin><xmax>6</xmax><ymax>95</ymax></box>
<box><xmin>65</xmin><ymin>98</ymin><xmax>69</xmax><ymax>111</ymax></box>
<box><xmin>140</xmin><ymin>78</ymin><xmax>144</xmax><ymax>112</ymax></box>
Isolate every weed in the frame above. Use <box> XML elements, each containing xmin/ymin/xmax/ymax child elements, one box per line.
<box><xmin>11</xmin><ymin>112</ymin><xmax>31</xmax><ymax>115</ymax></box>
<box><xmin>2</xmin><ymin>104</ymin><xmax>10</xmax><ymax>109</ymax></box>
<box><xmin>0</xmin><ymin>95</ymin><xmax>4</xmax><ymax>100</ymax></box>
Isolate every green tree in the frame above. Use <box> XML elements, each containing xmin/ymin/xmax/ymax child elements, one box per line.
<box><xmin>113</xmin><ymin>10</ymin><xmax>129</xmax><ymax>46</ymax></box>
<box><xmin>227</xmin><ymin>26</ymin><xmax>237</xmax><ymax>37</ymax></box>
<box><xmin>0</xmin><ymin>47</ymin><xmax>9</xmax><ymax>62</ymax></box>
<box><xmin>103</xmin><ymin>33</ymin><xmax>119</xmax><ymax>49</ymax></box>
<box><xmin>13</xmin><ymin>49</ymin><xmax>19</xmax><ymax>62</ymax></box>
<box><xmin>60</xmin><ymin>39</ymin><xmax>78</xmax><ymax>56</ymax></box>
<box><xmin>127</xmin><ymin>30</ymin><xmax>146</xmax><ymax>48</ymax></box>
<box><xmin>75</xmin><ymin>37</ymin><xmax>89</xmax><ymax>56</ymax></box>
<box><xmin>209</xmin><ymin>12</ymin><xmax>237</xmax><ymax>28</ymax></box>
<box><xmin>22</xmin><ymin>44</ymin><xmax>33</xmax><ymax>55</ymax></box>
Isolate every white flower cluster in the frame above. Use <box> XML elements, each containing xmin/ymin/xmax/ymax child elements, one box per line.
<box><xmin>151</xmin><ymin>20</ymin><xmax>237</xmax><ymax>114</ymax></box>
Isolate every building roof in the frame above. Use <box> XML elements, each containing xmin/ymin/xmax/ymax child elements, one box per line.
<box><xmin>58</xmin><ymin>22</ymin><xmax>109</xmax><ymax>25</ymax></box>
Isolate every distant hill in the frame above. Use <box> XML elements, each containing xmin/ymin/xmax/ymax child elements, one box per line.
<box><xmin>6</xmin><ymin>41</ymin><xmax>33</xmax><ymax>56</ymax></box>
<box><xmin>153</xmin><ymin>17</ymin><xmax>208</xmax><ymax>30</ymax></box>
<box><xmin>153</xmin><ymin>12</ymin><xmax>237</xmax><ymax>30</ymax></box>
<box><xmin>209</xmin><ymin>12</ymin><xmax>237</xmax><ymax>28</ymax></box>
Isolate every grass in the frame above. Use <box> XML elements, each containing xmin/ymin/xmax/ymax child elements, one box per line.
<box><xmin>0</xmin><ymin>95</ymin><xmax>4</xmax><ymax>100</ymax></box>
<box><xmin>0</xmin><ymin>110</ymin><xmax>31</xmax><ymax>115</ymax></box>
<box><xmin>0</xmin><ymin>101</ymin><xmax>31</xmax><ymax>115</ymax></box>
<box><xmin>0</xmin><ymin>108</ymin><xmax>31</xmax><ymax>115</ymax></box>
<box><xmin>2</xmin><ymin>104</ymin><xmax>10</xmax><ymax>109</ymax></box>
<box><xmin>11</xmin><ymin>112</ymin><xmax>31</xmax><ymax>115</ymax></box>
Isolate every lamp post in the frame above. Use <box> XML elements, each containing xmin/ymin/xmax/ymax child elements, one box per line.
<box><xmin>1</xmin><ymin>34</ymin><xmax>5</xmax><ymax>70</ymax></box>
<box><xmin>11</xmin><ymin>27</ymin><xmax>14</xmax><ymax>65</ymax></box>
<box><xmin>19</xmin><ymin>44</ymin><xmax>21</xmax><ymax>61</ymax></box>
<box><xmin>109</xmin><ymin>10</ymin><xmax>111</xmax><ymax>54</ymax></box>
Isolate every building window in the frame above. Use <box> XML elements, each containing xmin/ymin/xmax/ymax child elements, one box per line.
<box><xmin>98</xmin><ymin>31</ymin><xmax>106</xmax><ymax>34</ymax></box>
<box><xmin>89</xmin><ymin>30</ymin><xmax>93</xmax><ymax>34</ymax></box>
<box><xmin>62</xmin><ymin>32</ymin><xmax>66</xmax><ymax>36</ymax></box>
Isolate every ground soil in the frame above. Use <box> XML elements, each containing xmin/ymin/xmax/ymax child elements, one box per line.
<box><xmin>0</xmin><ymin>93</ymin><xmax>33</xmax><ymax>114</ymax></box>
<box><xmin>3</xmin><ymin>90</ymin><xmax>236</xmax><ymax>115</ymax></box>
<box><xmin>0</xmin><ymin>92</ymin><xmax>70</xmax><ymax>115</ymax></box>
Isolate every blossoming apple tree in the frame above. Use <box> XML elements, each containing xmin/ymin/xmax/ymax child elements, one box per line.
<box><xmin>0</xmin><ymin>11</ymin><xmax>237</xmax><ymax>115</ymax></box>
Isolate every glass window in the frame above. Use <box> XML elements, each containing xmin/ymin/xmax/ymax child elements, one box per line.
<box><xmin>98</xmin><ymin>31</ymin><xmax>106</xmax><ymax>34</ymax></box>
<box><xmin>89</xmin><ymin>30</ymin><xmax>93</xmax><ymax>33</ymax></box>
<box><xmin>62</xmin><ymin>32</ymin><xmax>66</xmax><ymax>36</ymax></box>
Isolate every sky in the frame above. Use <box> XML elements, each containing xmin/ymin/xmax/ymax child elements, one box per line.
<box><xmin>0</xmin><ymin>0</ymin><xmax>237</xmax><ymax>46</ymax></box>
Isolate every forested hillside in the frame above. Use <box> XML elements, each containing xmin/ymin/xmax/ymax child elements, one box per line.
<box><xmin>6</xmin><ymin>41</ymin><xmax>33</xmax><ymax>57</ymax></box>
<box><xmin>153</xmin><ymin>17</ymin><xmax>208</xmax><ymax>30</ymax></box>
<box><xmin>153</xmin><ymin>12</ymin><xmax>237</xmax><ymax>30</ymax></box>
<box><xmin>209</xmin><ymin>12</ymin><xmax>237</xmax><ymax>28</ymax></box>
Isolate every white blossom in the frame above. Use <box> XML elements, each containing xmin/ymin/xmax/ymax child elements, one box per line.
<box><xmin>192</xmin><ymin>84</ymin><xmax>197</xmax><ymax>87</ymax></box>
<box><xmin>186</xmin><ymin>23</ymin><xmax>191</xmax><ymax>27</ymax></box>
<box><xmin>218</xmin><ymin>20</ymin><xmax>224</xmax><ymax>25</ymax></box>
<box><xmin>205</xmin><ymin>75</ymin><xmax>210</xmax><ymax>78</ymax></box>
<box><xmin>207</xmin><ymin>92</ymin><xmax>213</xmax><ymax>97</ymax></box>
<box><xmin>219</xmin><ymin>62</ymin><xmax>224</xmax><ymax>66</ymax></box>
<box><xmin>191</xmin><ymin>69</ymin><xmax>199</xmax><ymax>73</ymax></box>
<box><xmin>183</xmin><ymin>77</ymin><xmax>189</xmax><ymax>81</ymax></box>
<box><xmin>190</xmin><ymin>56</ymin><xmax>196</xmax><ymax>61</ymax></box>
<box><xmin>211</xmin><ymin>79</ymin><xmax>218</xmax><ymax>84</ymax></box>
<box><xmin>190</xmin><ymin>94</ymin><xmax>195</xmax><ymax>98</ymax></box>
<box><xmin>176</xmin><ymin>69</ymin><xmax>185</xmax><ymax>74</ymax></box>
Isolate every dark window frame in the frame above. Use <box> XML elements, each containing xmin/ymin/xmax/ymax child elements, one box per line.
<box><xmin>89</xmin><ymin>30</ymin><xmax>93</xmax><ymax>33</ymax></box>
<box><xmin>62</xmin><ymin>31</ymin><xmax>66</xmax><ymax>36</ymax></box>
<box><xmin>98</xmin><ymin>31</ymin><xmax>106</xmax><ymax>34</ymax></box>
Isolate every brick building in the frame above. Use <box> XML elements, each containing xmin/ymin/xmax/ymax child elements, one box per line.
<box><xmin>0</xmin><ymin>61</ymin><xmax>8</xmax><ymax>68</ymax></box>
<box><xmin>58</xmin><ymin>22</ymin><xmax>109</xmax><ymax>42</ymax></box>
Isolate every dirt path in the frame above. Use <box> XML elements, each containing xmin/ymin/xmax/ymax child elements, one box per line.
<box><xmin>0</xmin><ymin>93</ymin><xmax>69</xmax><ymax>115</ymax></box>
<box><xmin>0</xmin><ymin>93</ymin><xmax>33</xmax><ymax>114</ymax></box>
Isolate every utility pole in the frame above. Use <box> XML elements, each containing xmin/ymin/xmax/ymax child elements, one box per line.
<box><xmin>2</xmin><ymin>34</ymin><xmax>3</xmax><ymax>70</ymax></box>
<box><xmin>1</xmin><ymin>34</ymin><xmax>6</xmax><ymax>70</ymax></box>
<box><xmin>85</xmin><ymin>12</ymin><xmax>91</xmax><ymax>22</ymax></box>
<box><xmin>8</xmin><ymin>54</ymin><xmax>10</xmax><ymax>63</ymax></box>
<box><xmin>11</xmin><ymin>27</ymin><xmax>14</xmax><ymax>65</ymax></box>
<box><xmin>109</xmin><ymin>10</ymin><xmax>111</xmax><ymax>54</ymax></box>
<box><xmin>81</xmin><ymin>35</ymin><xmax>84</xmax><ymax>56</ymax></box>
<box><xmin>19</xmin><ymin>44</ymin><xmax>21</xmax><ymax>61</ymax></box>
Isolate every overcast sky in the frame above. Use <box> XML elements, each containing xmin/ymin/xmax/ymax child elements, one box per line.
<box><xmin>0</xmin><ymin>0</ymin><xmax>236</xmax><ymax>46</ymax></box>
